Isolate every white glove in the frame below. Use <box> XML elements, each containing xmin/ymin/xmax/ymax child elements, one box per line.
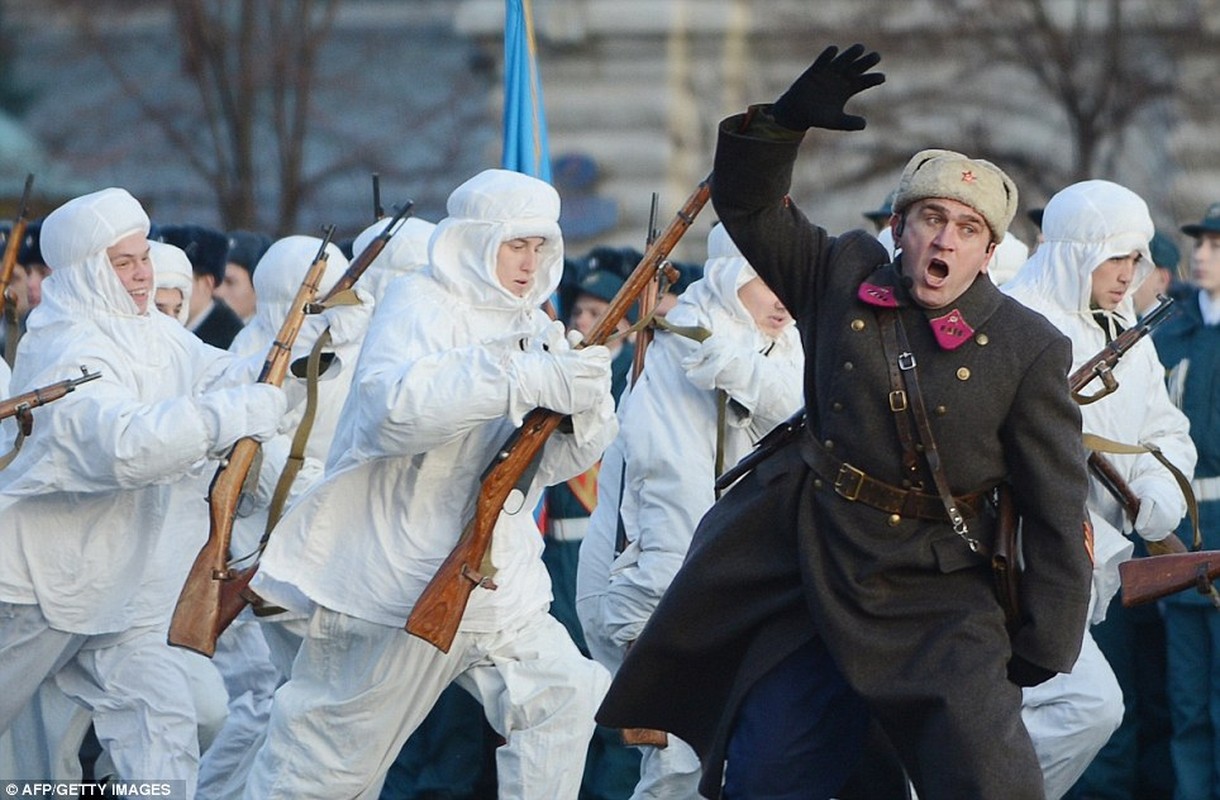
<box><xmin>681</xmin><ymin>334</ymin><xmax>757</xmax><ymax>397</ymax></box>
<box><xmin>320</xmin><ymin>287</ymin><xmax>374</xmax><ymax>348</ymax></box>
<box><xmin>1131</xmin><ymin>476</ymin><xmax>1183</xmax><ymax>542</ymax></box>
<box><xmin>198</xmin><ymin>382</ymin><xmax>288</xmax><ymax>457</ymax></box>
<box><xmin>507</xmin><ymin>320</ymin><xmax>612</xmax><ymax>422</ymax></box>
<box><xmin>567</xmin><ymin>391</ymin><xmax>618</xmax><ymax>447</ymax></box>
<box><xmin>1134</xmin><ymin>495</ymin><xmax>1180</xmax><ymax>542</ymax></box>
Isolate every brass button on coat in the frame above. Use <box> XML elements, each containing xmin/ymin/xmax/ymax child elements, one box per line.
<box><xmin>975</xmin><ymin>333</ymin><xmax>989</xmax><ymax>346</ymax></box>
<box><xmin>935</xmin><ymin>405</ymin><xmax>947</xmax><ymax>416</ymax></box>
<box><xmin>832</xmin><ymin>401</ymin><xmax>844</xmax><ymax>412</ymax></box>
<box><xmin>956</xmin><ymin>367</ymin><xmax>971</xmax><ymax>381</ymax></box>
<box><xmin>850</xmin><ymin>319</ymin><xmax>865</xmax><ymax>331</ymax></box>
<box><xmin>887</xmin><ymin>514</ymin><xmax>902</xmax><ymax>527</ymax></box>
<box><xmin>843</xmin><ymin>362</ymin><xmax>854</xmax><ymax>372</ymax></box>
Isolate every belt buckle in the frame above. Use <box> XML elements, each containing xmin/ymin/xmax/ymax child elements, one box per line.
<box><xmin>834</xmin><ymin>463</ymin><xmax>865</xmax><ymax>501</ymax></box>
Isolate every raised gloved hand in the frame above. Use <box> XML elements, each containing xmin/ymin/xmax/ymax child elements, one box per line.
<box><xmin>507</xmin><ymin>320</ymin><xmax>612</xmax><ymax>419</ymax></box>
<box><xmin>770</xmin><ymin>43</ymin><xmax>885</xmax><ymax>132</ymax></box>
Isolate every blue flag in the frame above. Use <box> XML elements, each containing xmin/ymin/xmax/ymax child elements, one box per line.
<box><xmin>502</xmin><ymin>0</ymin><xmax>551</xmax><ymax>181</ymax></box>
<box><xmin>504</xmin><ymin>0</ymin><xmax>556</xmax><ymax>531</ymax></box>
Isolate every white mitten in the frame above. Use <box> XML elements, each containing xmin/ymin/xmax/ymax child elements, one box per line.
<box><xmin>681</xmin><ymin>334</ymin><xmax>757</xmax><ymax>396</ymax></box>
<box><xmin>507</xmin><ymin>321</ymin><xmax>612</xmax><ymax>423</ymax></box>
<box><xmin>1131</xmin><ymin>476</ymin><xmax>1183</xmax><ymax>542</ymax></box>
<box><xmin>1133</xmin><ymin>496</ymin><xmax>1179</xmax><ymax>542</ymax></box>
<box><xmin>197</xmin><ymin>382</ymin><xmax>288</xmax><ymax>456</ymax></box>
<box><xmin>567</xmin><ymin>391</ymin><xmax>618</xmax><ymax>447</ymax></box>
<box><xmin>320</xmin><ymin>287</ymin><xmax>375</xmax><ymax>347</ymax></box>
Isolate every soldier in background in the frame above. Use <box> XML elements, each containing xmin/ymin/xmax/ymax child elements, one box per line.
<box><xmin>1003</xmin><ymin>180</ymin><xmax>1194</xmax><ymax>799</ymax></box>
<box><xmin>1150</xmin><ymin>201</ymin><xmax>1220</xmax><ymax>800</ymax></box>
<box><xmin>215</xmin><ymin>229</ymin><xmax>272</xmax><ymax>324</ymax></box>
<box><xmin>155</xmin><ymin>222</ymin><xmax>246</xmax><ymax>349</ymax></box>
<box><xmin>578</xmin><ymin>223</ymin><xmax>803</xmax><ymax>799</ymax></box>
<box><xmin>1065</xmin><ymin>229</ymin><xmax>1181</xmax><ymax>800</ymax></box>
<box><xmin>244</xmin><ymin>169</ymin><xmax>617</xmax><ymax>799</ymax></box>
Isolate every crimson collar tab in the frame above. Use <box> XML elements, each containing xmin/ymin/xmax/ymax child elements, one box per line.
<box><xmin>929</xmin><ymin>308</ymin><xmax>974</xmax><ymax>350</ymax></box>
<box><xmin>858</xmin><ymin>269</ymin><xmax>977</xmax><ymax>351</ymax></box>
<box><xmin>858</xmin><ymin>281</ymin><xmax>901</xmax><ymax>308</ymax></box>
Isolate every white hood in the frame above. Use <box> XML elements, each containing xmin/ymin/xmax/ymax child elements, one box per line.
<box><xmin>426</xmin><ymin>169</ymin><xmax>562</xmax><ymax>312</ymax></box>
<box><xmin>668</xmin><ymin>223</ymin><xmax>798</xmax><ymax>352</ymax></box>
<box><xmin>150</xmin><ymin>240</ymin><xmax>194</xmax><ymax>325</ymax></box>
<box><xmin>229</xmin><ymin>235</ymin><xmax>350</xmax><ymax>359</ymax></box>
<box><xmin>1003</xmin><ymin>179</ymin><xmax>1153</xmax><ymax>327</ymax></box>
<box><xmin>32</xmin><ymin>187</ymin><xmax>150</xmax><ymax>324</ymax></box>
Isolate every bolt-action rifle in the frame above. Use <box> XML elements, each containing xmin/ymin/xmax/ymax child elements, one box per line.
<box><xmin>405</xmin><ymin>175</ymin><xmax>713</xmax><ymax>653</ymax></box>
<box><xmin>1065</xmin><ymin>294</ymin><xmax>1220</xmax><ymax>607</ymax></box>
<box><xmin>1069</xmin><ymin>294</ymin><xmax>1174</xmax><ymax>405</ymax></box>
<box><xmin>171</xmin><ymin>202</ymin><xmax>418</xmax><ymax>652</ymax></box>
<box><xmin>168</xmin><ymin>229</ymin><xmax>334</xmax><ymax>657</ymax></box>
<box><xmin>0</xmin><ymin>365</ymin><xmax>101</xmax><ymax>423</ymax></box>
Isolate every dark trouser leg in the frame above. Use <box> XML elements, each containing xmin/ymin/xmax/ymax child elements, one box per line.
<box><xmin>723</xmin><ymin>636</ymin><xmax>869</xmax><ymax>800</ymax></box>
<box><xmin>837</xmin><ymin>720</ymin><xmax>911</xmax><ymax>800</ymax></box>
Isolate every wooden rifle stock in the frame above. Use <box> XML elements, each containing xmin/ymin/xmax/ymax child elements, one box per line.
<box><xmin>1120</xmin><ymin>551</ymin><xmax>1220</xmax><ymax>607</ymax></box>
<box><xmin>0</xmin><ymin>366</ymin><xmax>100</xmax><ymax>422</ymax></box>
<box><xmin>2</xmin><ymin>174</ymin><xmax>35</xmax><ymax>367</ymax></box>
<box><xmin>1089</xmin><ymin>451</ymin><xmax>1191</xmax><ymax>553</ymax></box>
<box><xmin>1069</xmin><ymin>294</ymin><xmax>1174</xmax><ymax>404</ymax></box>
<box><xmin>405</xmin><ymin>175</ymin><xmax>713</xmax><ymax>652</ymax></box>
<box><xmin>0</xmin><ymin>173</ymin><xmax>34</xmax><ymax>307</ymax></box>
<box><xmin>168</xmin><ymin>228</ymin><xmax>334</xmax><ymax>657</ymax></box>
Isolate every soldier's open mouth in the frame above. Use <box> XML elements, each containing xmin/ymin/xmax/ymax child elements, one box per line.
<box><xmin>928</xmin><ymin>259</ymin><xmax>949</xmax><ymax>279</ymax></box>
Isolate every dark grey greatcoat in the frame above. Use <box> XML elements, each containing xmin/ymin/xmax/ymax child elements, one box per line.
<box><xmin>597</xmin><ymin>114</ymin><xmax>1094</xmax><ymax>799</ymax></box>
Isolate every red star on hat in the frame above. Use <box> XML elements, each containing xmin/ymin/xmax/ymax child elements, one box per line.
<box><xmin>961</xmin><ymin>170</ymin><xmax>976</xmax><ymax>183</ymax></box>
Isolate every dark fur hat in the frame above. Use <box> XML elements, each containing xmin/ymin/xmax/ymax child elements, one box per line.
<box><xmin>226</xmin><ymin>230</ymin><xmax>273</xmax><ymax>275</ymax></box>
<box><xmin>152</xmin><ymin>223</ymin><xmax>228</xmax><ymax>285</ymax></box>
<box><xmin>18</xmin><ymin>219</ymin><xmax>44</xmax><ymax>266</ymax></box>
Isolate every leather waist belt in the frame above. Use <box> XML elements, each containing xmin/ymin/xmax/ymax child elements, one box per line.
<box><xmin>801</xmin><ymin>436</ymin><xmax>985</xmax><ymax>522</ymax></box>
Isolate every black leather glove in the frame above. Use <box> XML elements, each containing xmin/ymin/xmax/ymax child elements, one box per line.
<box><xmin>770</xmin><ymin>44</ymin><xmax>885</xmax><ymax>132</ymax></box>
<box><xmin>1006</xmin><ymin>654</ymin><xmax>1056</xmax><ymax>688</ymax></box>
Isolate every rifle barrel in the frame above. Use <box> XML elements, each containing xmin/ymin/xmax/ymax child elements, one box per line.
<box><xmin>318</xmin><ymin>201</ymin><xmax>414</xmax><ymax>304</ymax></box>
